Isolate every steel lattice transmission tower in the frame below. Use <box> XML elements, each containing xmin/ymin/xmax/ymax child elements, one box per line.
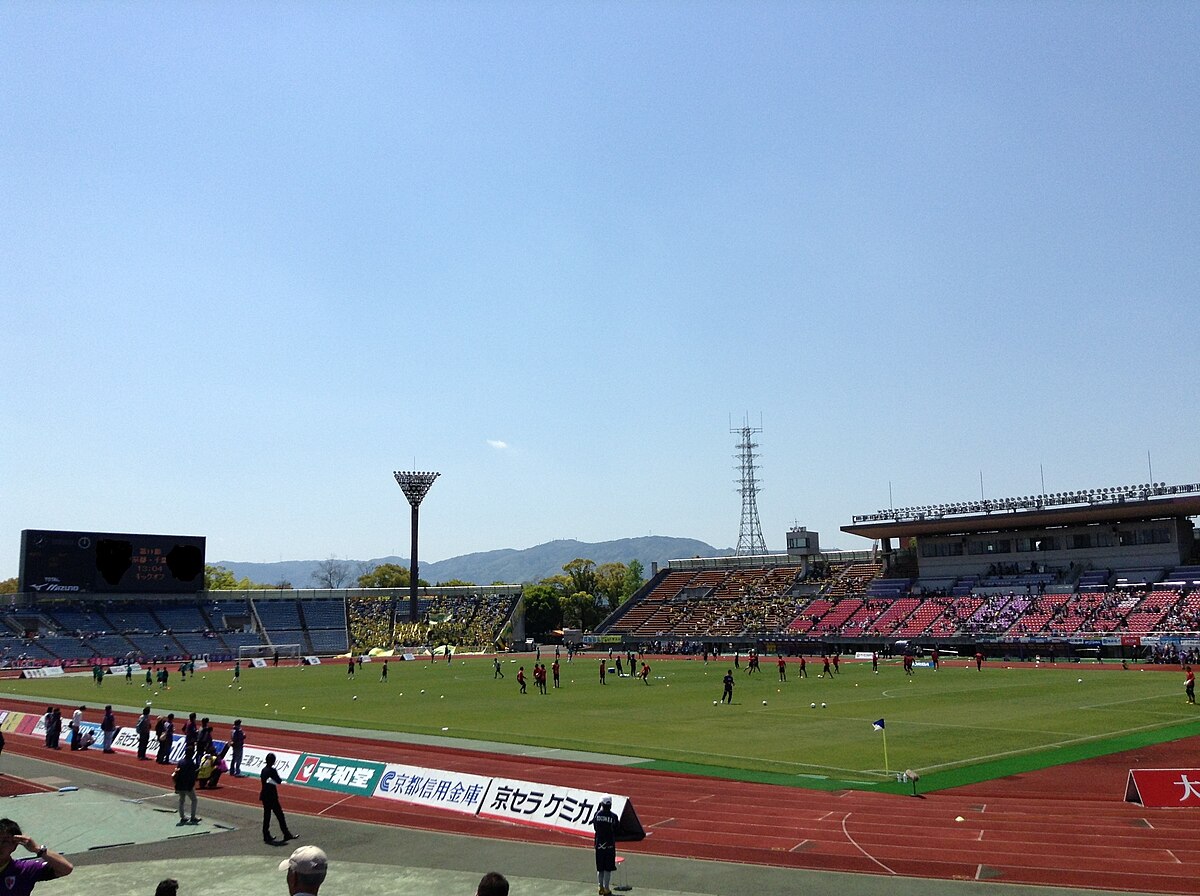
<box><xmin>732</xmin><ymin>421</ymin><xmax>768</xmax><ymax>556</ymax></box>
<box><xmin>393</xmin><ymin>470</ymin><xmax>440</xmax><ymax>628</ymax></box>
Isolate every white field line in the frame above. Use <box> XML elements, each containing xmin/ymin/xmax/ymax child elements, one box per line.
<box><xmin>318</xmin><ymin>793</ymin><xmax>358</xmax><ymax>815</ymax></box>
<box><xmin>840</xmin><ymin>812</ymin><xmax>895</xmax><ymax>874</ymax></box>
<box><xmin>913</xmin><ymin>717</ymin><xmax>1195</xmax><ymax>774</ymax></box>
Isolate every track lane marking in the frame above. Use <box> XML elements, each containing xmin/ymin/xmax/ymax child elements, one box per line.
<box><xmin>840</xmin><ymin>812</ymin><xmax>895</xmax><ymax>875</ymax></box>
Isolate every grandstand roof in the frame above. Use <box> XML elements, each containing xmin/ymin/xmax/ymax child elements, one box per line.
<box><xmin>841</xmin><ymin>494</ymin><xmax>1200</xmax><ymax>540</ymax></box>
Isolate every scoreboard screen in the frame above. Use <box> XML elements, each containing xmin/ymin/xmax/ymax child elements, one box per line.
<box><xmin>19</xmin><ymin>529</ymin><xmax>206</xmax><ymax>594</ymax></box>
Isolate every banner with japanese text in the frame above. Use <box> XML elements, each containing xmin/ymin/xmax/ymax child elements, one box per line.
<box><xmin>1125</xmin><ymin>769</ymin><xmax>1200</xmax><ymax>808</ymax></box>
<box><xmin>373</xmin><ymin>763</ymin><xmax>492</xmax><ymax>815</ymax></box>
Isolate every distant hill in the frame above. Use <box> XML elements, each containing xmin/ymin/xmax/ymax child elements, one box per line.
<box><xmin>214</xmin><ymin>536</ymin><xmax>735</xmax><ymax>588</ymax></box>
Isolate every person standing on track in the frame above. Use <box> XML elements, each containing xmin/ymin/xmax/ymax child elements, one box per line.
<box><xmin>592</xmin><ymin>796</ymin><xmax>619</xmax><ymax>896</ymax></box>
<box><xmin>69</xmin><ymin>706</ymin><xmax>85</xmax><ymax>751</ymax></box>
<box><xmin>156</xmin><ymin>713</ymin><xmax>175</xmax><ymax>764</ymax></box>
<box><xmin>173</xmin><ymin>758</ymin><xmax>200</xmax><ymax>826</ymax></box>
<box><xmin>229</xmin><ymin>719</ymin><xmax>246</xmax><ymax>777</ymax></box>
<box><xmin>100</xmin><ymin>705</ymin><xmax>117</xmax><ymax>753</ymax></box>
<box><xmin>260</xmin><ymin>753</ymin><xmax>295</xmax><ymax>844</ymax></box>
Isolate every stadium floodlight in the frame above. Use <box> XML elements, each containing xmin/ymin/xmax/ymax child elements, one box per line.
<box><xmin>393</xmin><ymin>470</ymin><xmax>440</xmax><ymax>628</ymax></box>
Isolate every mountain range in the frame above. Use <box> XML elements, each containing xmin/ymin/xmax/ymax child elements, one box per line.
<box><xmin>214</xmin><ymin>536</ymin><xmax>736</xmax><ymax>588</ymax></box>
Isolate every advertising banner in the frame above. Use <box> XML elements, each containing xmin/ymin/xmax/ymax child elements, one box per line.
<box><xmin>373</xmin><ymin>763</ymin><xmax>492</xmax><ymax>815</ymax></box>
<box><xmin>289</xmin><ymin>753</ymin><xmax>386</xmax><ymax>796</ymax></box>
<box><xmin>480</xmin><ymin>777</ymin><xmax>644</xmax><ymax>840</ymax></box>
<box><xmin>1125</xmin><ymin>769</ymin><xmax>1200</xmax><ymax>808</ymax></box>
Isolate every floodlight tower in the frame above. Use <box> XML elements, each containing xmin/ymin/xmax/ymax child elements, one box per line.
<box><xmin>393</xmin><ymin>470</ymin><xmax>440</xmax><ymax>627</ymax></box>
<box><xmin>732</xmin><ymin>421</ymin><xmax>768</xmax><ymax>556</ymax></box>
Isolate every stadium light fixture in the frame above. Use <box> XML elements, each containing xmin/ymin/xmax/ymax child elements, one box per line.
<box><xmin>393</xmin><ymin>470</ymin><xmax>440</xmax><ymax>627</ymax></box>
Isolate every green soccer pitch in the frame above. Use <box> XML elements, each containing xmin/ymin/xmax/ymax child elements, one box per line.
<box><xmin>8</xmin><ymin>656</ymin><xmax>1198</xmax><ymax>793</ymax></box>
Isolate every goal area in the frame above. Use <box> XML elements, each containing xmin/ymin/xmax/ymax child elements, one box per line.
<box><xmin>239</xmin><ymin>643</ymin><xmax>302</xmax><ymax>664</ymax></box>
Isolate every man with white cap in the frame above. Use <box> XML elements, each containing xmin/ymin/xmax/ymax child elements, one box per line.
<box><xmin>279</xmin><ymin>845</ymin><xmax>327</xmax><ymax>896</ymax></box>
<box><xmin>592</xmin><ymin>796</ymin><xmax>619</xmax><ymax>896</ymax></box>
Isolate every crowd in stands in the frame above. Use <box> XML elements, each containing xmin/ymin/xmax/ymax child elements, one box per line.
<box><xmin>602</xmin><ymin>561</ymin><xmax>1200</xmax><ymax>647</ymax></box>
<box><xmin>348</xmin><ymin>593</ymin><xmax>516</xmax><ymax>654</ymax></box>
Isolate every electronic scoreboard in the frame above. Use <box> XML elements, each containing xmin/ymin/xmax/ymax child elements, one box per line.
<box><xmin>19</xmin><ymin>529</ymin><xmax>206</xmax><ymax>594</ymax></box>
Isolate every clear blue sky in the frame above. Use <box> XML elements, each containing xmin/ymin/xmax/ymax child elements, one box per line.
<box><xmin>2</xmin><ymin>3</ymin><xmax>1198</xmax><ymax>579</ymax></box>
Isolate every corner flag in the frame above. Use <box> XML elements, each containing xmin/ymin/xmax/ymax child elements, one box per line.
<box><xmin>872</xmin><ymin>719</ymin><xmax>885</xmax><ymax>731</ymax></box>
<box><xmin>872</xmin><ymin>719</ymin><xmax>888</xmax><ymax>771</ymax></box>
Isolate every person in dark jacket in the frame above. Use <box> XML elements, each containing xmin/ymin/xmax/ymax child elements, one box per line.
<box><xmin>593</xmin><ymin>796</ymin><xmax>619</xmax><ymax>896</ymax></box>
<box><xmin>260</xmin><ymin>753</ymin><xmax>295</xmax><ymax>844</ymax></box>
<box><xmin>173</xmin><ymin>759</ymin><xmax>199</xmax><ymax>826</ymax></box>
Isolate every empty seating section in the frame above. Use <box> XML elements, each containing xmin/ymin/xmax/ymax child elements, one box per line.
<box><xmin>1167</xmin><ymin>566</ymin><xmax>1200</xmax><ymax>586</ymax></box>
<box><xmin>826</xmin><ymin>563</ymin><xmax>883</xmax><ymax>598</ymax></box>
<box><xmin>300</xmin><ymin>599</ymin><xmax>348</xmax><ymax>653</ymax></box>
<box><xmin>604</xmin><ymin>570</ymin><xmax>694</xmax><ymax>635</ymax></box>
<box><xmin>15</xmin><ymin>594</ymin><xmax>358</xmax><ymax>664</ymax></box>
<box><xmin>254</xmin><ymin>599</ymin><xmax>303</xmax><ymax>632</ymax></box>
<box><xmin>1077</xmin><ymin>570</ymin><xmax>1112</xmax><ymax>589</ymax></box>
<box><xmin>867</xmin><ymin>579</ymin><xmax>911</xmax><ymax>599</ymax></box>
<box><xmin>1113</xmin><ymin>568</ymin><xmax>1166</xmax><ymax>586</ymax></box>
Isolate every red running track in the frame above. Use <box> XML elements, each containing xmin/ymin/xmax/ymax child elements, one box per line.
<box><xmin>5</xmin><ymin>697</ymin><xmax>1197</xmax><ymax>894</ymax></box>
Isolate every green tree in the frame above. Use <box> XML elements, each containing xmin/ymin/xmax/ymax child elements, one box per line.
<box><xmin>562</xmin><ymin>591</ymin><xmax>605</xmax><ymax>630</ymax></box>
<box><xmin>539</xmin><ymin>573</ymin><xmax>571</xmax><ymax>596</ymax></box>
<box><xmin>0</xmin><ymin>577</ymin><xmax>17</xmax><ymax>594</ymax></box>
<box><xmin>435</xmin><ymin>579</ymin><xmax>475</xmax><ymax>587</ymax></box>
<box><xmin>522</xmin><ymin>583</ymin><xmax>562</xmax><ymax>639</ymax></box>
<box><xmin>594</xmin><ymin>562</ymin><xmax>628</xmax><ymax>613</ymax></box>
<box><xmin>562</xmin><ymin>558</ymin><xmax>597</xmax><ymax>596</ymax></box>
<box><xmin>357</xmin><ymin>563</ymin><xmax>428</xmax><ymax>589</ymax></box>
<box><xmin>203</xmin><ymin>565</ymin><xmax>275</xmax><ymax>590</ymax></box>
<box><xmin>622</xmin><ymin>559</ymin><xmax>646</xmax><ymax>602</ymax></box>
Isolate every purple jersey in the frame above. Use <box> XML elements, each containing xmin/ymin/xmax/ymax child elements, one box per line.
<box><xmin>1</xmin><ymin>857</ymin><xmax>53</xmax><ymax>895</ymax></box>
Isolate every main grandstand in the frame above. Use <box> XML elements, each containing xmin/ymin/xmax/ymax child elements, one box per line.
<box><xmin>597</xmin><ymin>481</ymin><xmax>1200</xmax><ymax>662</ymax></box>
<box><xmin>4</xmin><ymin>480</ymin><xmax>1198</xmax><ymax>669</ymax></box>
